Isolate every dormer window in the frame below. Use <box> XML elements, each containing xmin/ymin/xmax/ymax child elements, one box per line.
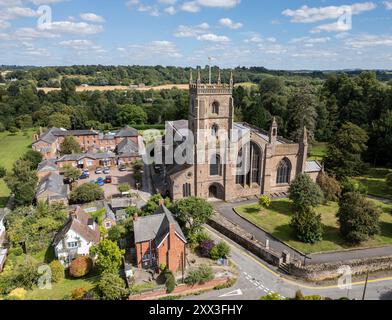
<box><xmin>212</xmin><ymin>101</ymin><xmax>219</xmax><ymax>114</ymax></box>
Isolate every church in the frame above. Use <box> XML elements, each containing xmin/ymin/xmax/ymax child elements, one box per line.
<box><xmin>162</xmin><ymin>69</ymin><xmax>322</xmax><ymax>202</ymax></box>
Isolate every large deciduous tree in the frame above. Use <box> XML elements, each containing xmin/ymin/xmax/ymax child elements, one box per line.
<box><xmin>60</xmin><ymin>136</ymin><xmax>82</xmax><ymax>155</ymax></box>
<box><xmin>90</xmin><ymin>240</ymin><xmax>125</xmax><ymax>274</ymax></box>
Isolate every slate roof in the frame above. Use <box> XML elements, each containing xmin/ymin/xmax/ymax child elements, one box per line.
<box><xmin>52</xmin><ymin>129</ymin><xmax>99</xmax><ymax>137</ymax></box>
<box><xmin>134</xmin><ymin>204</ymin><xmax>187</xmax><ymax>245</ymax></box>
<box><xmin>116</xmin><ymin>138</ymin><xmax>139</xmax><ymax>156</ymax></box>
<box><xmin>56</xmin><ymin>152</ymin><xmax>116</xmax><ymax>162</ymax></box>
<box><xmin>115</xmin><ymin>126</ymin><xmax>138</xmax><ymax>138</ymax></box>
<box><xmin>53</xmin><ymin>207</ymin><xmax>100</xmax><ymax>246</ymax></box>
<box><xmin>37</xmin><ymin>159</ymin><xmax>58</xmax><ymax>172</ymax></box>
<box><xmin>305</xmin><ymin>161</ymin><xmax>323</xmax><ymax>173</ymax></box>
<box><xmin>111</xmin><ymin>197</ymin><xmax>132</xmax><ymax>209</ymax></box>
<box><xmin>234</xmin><ymin>122</ymin><xmax>292</xmax><ymax>144</ymax></box>
<box><xmin>36</xmin><ymin>172</ymin><xmax>68</xmax><ymax>199</ymax></box>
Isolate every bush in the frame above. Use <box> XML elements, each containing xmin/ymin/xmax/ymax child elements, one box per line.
<box><xmin>90</xmin><ymin>240</ymin><xmax>125</xmax><ymax>274</ymax></box>
<box><xmin>316</xmin><ymin>172</ymin><xmax>342</xmax><ymax>202</ymax></box>
<box><xmin>337</xmin><ymin>192</ymin><xmax>381</xmax><ymax>244</ymax></box>
<box><xmin>165</xmin><ymin>271</ymin><xmax>176</xmax><ymax>294</ymax></box>
<box><xmin>290</xmin><ymin>208</ymin><xmax>323</xmax><ymax>244</ymax></box>
<box><xmin>96</xmin><ymin>272</ymin><xmax>127</xmax><ymax>300</ymax></box>
<box><xmin>289</xmin><ymin>173</ymin><xmax>324</xmax><ymax>210</ymax></box>
<box><xmin>69</xmin><ymin>256</ymin><xmax>93</xmax><ymax>278</ymax></box>
<box><xmin>258</xmin><ymin>195</ymin><xmax>271</xmax><ymax>208</ymax></box>
<box><xmin>70</xmin><ymin>183</ymin><xmax>104</xmax><ymax>204</ymax></box>
<box><xmin>185</xmin><ymin>265</ymin><xmax>214</xmax><ymax>286</ymax></box>
<box><xmin>341</xmin><ymin>178</ymin><xmax>368</xmax><ymax>196</ymax></box>
<box><xmin>189</xmin><ymin>231</ymin><xmax>211</xmax><ymax>245</ymax></box>
<box><xmin>260</xmin><ymin>293</ymin><xmax>283</xmax><ymax>300</ymax></box>
<box><xmin>71</xmin><ymin>287</ymin><xmax>88</xmax><ymax>300</ymax></box>
<box><xmin>210</xmin><ymin>242</ymin><xmax>230</xmax><ymax>260</ymax></box>
<box><xmin>118</xmin><ymin>183</ymin><xmax>131</xmax><ymax>193</ymax></box>
<box><xmin>386</xmin><ymin>173</ymin><xmax>392</xmax><ymax>188</ymax></box>
<box><xmin>49</xmin><ymin>260</ymin><xmax>65</xmax><ymax>283</ymax></box>
<box><xmin>198</xmin><ymin>240</ymin><xmax>215</xmax><ymax>258</ymax></box>
<box><xmin>0</xmin><ymin>166</ymin><xmax>6</xmax><ymax>178</ymax></box>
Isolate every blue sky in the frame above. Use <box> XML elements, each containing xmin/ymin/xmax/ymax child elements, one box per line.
<box><xmin>0</xmin><ymin>0</ymin><xmax>392</xmax><ymax>69</ymax></box>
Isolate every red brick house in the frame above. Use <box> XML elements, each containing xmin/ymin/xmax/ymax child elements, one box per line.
<box><xmin>133</xmin><ymin>204</ymin><xmax>187</xmax><ymax>273</ymax></box>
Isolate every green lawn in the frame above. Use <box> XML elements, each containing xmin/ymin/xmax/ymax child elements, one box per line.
<box><xmin>353</xmin><ymin>168</ymin><xmax>392</xmax><ymax>200</ymax></box>
<box><xmin>0</xmin><ymin>130</ymin><xmax>36</xmax><ymax>207</ymax></box>
<box><xmin>308</xmin><ymin>142</ymin><xmax>327</xmax><ymax>161</ymax></box>
<box><xmin>236</xmin><ymin>199</ymin><xmax>392</xmax><ymax>254</ymax></box>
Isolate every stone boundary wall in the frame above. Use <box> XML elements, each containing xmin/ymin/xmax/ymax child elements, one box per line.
<box><xmin>129</xmin><ymin>277</ymin><xmax>230</xmax><ymax>300</ymax></box>
<box><xmin>290</xmin><ymin>256</ymin><xmax>392</xmax><ymax>282</ymax></box>
<box><xmin>207</xmin><ymin>214</ymin><xmax>282</xmax><ymax>267</ymax></box>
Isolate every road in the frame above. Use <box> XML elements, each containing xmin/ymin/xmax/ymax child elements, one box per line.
<box><xmin>185</xmin><ymin>226</ymin><xmax>392</xmax><ymax>300</ymax></box>
<box><xmin>214</xmin><ymin>200</ymin><xmax>392</xmax><ymax>264</ymax></box>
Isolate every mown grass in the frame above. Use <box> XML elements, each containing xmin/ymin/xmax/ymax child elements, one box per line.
<box><xmin>236</xmin><ymin>199</ymin><xmax>392</xmax><ymax>254</ymax></box>
<box><xmin>353</xmin><ymin>168</ymin><xmax>392</xmax><ymax>200</ymax></box>
<box><xmin>308</xmin><ymin>142</ymin><xmax>327</xmax><ymax>161</ymax></box>
<box><xmin>0</xmin><ymin>130</ymin><xmax>36</xmax><ymax>207</ymax></box>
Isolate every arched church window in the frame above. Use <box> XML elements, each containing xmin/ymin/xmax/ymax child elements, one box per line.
<box><xmin>183</xmin><ymin>183</ymin><xmax>191</xmax><ymax>197</ymax></box>
<box><xmin>276</xmin><ymin>158</ymin><xmax>291</xmax><ymax>184</ymax></box>
<box><xmin>210</xmin><ymin>154</ymin><xmax>221</xmax><ymax>176</ymax></box>
<box><xmin>212</xmin><ymin>101</ymin><xmax>220</xmax><ymax>114</ymax></box>
<box><xmin>251</xmin><ymin>143</ymin><xmax>261</xmax><ymax>185</ymax></box>
<box><xmin>236</xmin><ymin>148</ymin><xmax>245</xmax><ymax>185</ymax></box>
<box><xmin>211</xmin><ymin>124</ymin><xmax>219</xmax><ymax>137</ymax></box>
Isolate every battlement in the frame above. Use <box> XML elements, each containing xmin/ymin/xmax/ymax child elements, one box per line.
<box><xmin>189</xmin><ymin>83</ymin><xmax>233</xmax><ymax>95</ymax></box>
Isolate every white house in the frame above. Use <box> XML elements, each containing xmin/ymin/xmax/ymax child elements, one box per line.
<box><xmin>53</xmin><ymin>207</ymin><xmax>100</xmax><ymax>267</ymax></box>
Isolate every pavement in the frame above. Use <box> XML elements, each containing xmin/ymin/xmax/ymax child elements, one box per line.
<box><xmin>213</xmin><ymin>200</ymin><xmax>392</xmax><ymax>265</ymax></box>
<box><xmin>185</xmin><ymin>226</ymin><xmax>392</xmax><ymax>300</ymax></box>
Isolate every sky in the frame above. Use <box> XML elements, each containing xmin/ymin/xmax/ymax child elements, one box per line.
<box><xmin>0</xmin><ymin>0</ymin><xmax>392</xmax><ymax>69</ymax></box>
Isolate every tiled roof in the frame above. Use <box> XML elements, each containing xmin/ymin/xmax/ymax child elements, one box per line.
<box><xmin>115</xmin><ymin>126</ymin><xmax>138</xmax><ymax>138</ymax></box>
<box><xmin>36</xmin><ymin>172</ymin><xmax>68</xmax><ymax>198</ymax></box>
<box><xmin>134</xmin><ymin>205</ymin><xmax>187</xmax><ymax>245</ymax></box>
<box><xmin>37</xmin><ymin>159</ymin><xmax>58</xmax><ymax>172</ymax></box>
<box><xmin>117</xmin><ymin>138</ymin><xmax>139</xmax><ymax>155</ymax></box>
<box><xmin>305</xmin><ymin>161</ymin><xmax>322</xmax><ymax>173</ymax></box>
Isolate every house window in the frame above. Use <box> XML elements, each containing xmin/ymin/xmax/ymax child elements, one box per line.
<box><xmin>67</xmin><ymin>241</ymin><xmax>79</xmax><ymax>249</ymax></box>
<box><xmin>277</xmin><ymin>158</ymin><xmax>292</xmax><ymax>184</ymax></box>
<box><xmin>210</xmin><ymin>154</ymin><xmax>221</xmax><ymax>176</ymax></box>
<box><xmin>183</xmin><ymin>183</ymin><xmax>191</xmax><ymax>197</ymax></box>
<box><xmin>212</xmin><ymin>101</ymin><xmax>219</xmax><ymax>114</ymax></box>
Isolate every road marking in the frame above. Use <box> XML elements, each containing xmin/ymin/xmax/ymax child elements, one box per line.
<box><xmin>206</xmin><ymin>225</ymin><xmax>392</xmax><ymax>291</ymax></box>
<box><xmin>219</xmin><ymin>289</ymin><xmax>243</xmax><ymax>297</ymax></box>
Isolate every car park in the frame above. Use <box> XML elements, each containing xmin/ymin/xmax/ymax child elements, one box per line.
<box><xmin>105</xmin><ymin>176</ymin><xmax>112</xmax><ymax>184</ymax></box>
<box><xmin>79</xmin><ymin>173</ymin><xmax>89</xmax><ymax>180</ymax></box>
<box><xmin>119</xmin><ymin>165</ymin><xmax>127</xmax><ymax>172</ymax></box>
<box><xmin>95</xmin><ymin>167</ymin><xmax>103</xmax><ymax>174</ymax></box>
<box><xmin>103</xmin><ymin>167</ymin><xmax>110</xmax><ymax>174</ymax></box>
<box><xmin>96</xmin><ymin>177</ymin><xmax>105</xmax><ymax>186</ymax></box>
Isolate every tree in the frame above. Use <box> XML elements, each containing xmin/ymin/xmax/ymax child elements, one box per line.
<box><xmin>210</xmin><ymin>242</ymin><xmax>230</xmax><ymax>260</ymax></box>
<box><xmin>324</xmin><ymin>123</ymin><xmax>369</xmax><ymax>179</ymax></box>
<box><xmin>0</xmin><ymin>166</ymin><xmax>6</xmax><ymax>178</ymax></box>
<box><xmin>90</xmin><ymin>240</ymin><xmax>125</xmax><ymax>274</ymax></box>
<box><xmin>289</xmin><ymin>174</ymin><xmax>324</xmax><ymax>211</ymax></box>
<box><xmin>49</xmin><ymin>260</ymin><xmax>65</xmax><ymax>283</ymax></box>
<box><xmin>386</xmin><ymin>173</ymin><xmax>392</xmax><ymax>188</ymax></box>
<box><xmin>172</xmin><ymin>197</ymin><xmax>213</xmax><ymax>239</ymax></box>
<box><xmin>95</xmin><ymin>272</ymin><xmax>127</xmax><ymax>300</ymax></box>
<box><xmin>164</xmin><ymin>270</ymin><xmax>176</xmax><ymax>294</ymax></box>
<box><xmin>290</xmin><ymin>208</ymin><xmax>323</xmax><ymax>244</ymax></box>
<box><xmin>116</xmin><ymin>104</ymin><xmax>147</xmax><ymax>126</ymax></box>
<box><xmin>143</xmin><ymin>194</ymin><xmax>171</xmax><ymax>216</ymax></box>
<box><xmin>69</xmin><ymin>256</ymin><xmax>93</xmax><ymax>278</ymax></box>
<box><xmin>48</xmin><ymin>112</ymin><xmax>71</xmax><ymax>129</ymax></box>
<box><xmin>108</xmin><ymin>225</ymin><xmax>126</xmax><ymax>242</ymax></box>
<box><xmin>337</xmin><ymin>192</ymin><xmax>381</xmax><ymax>244</ymax></box>
<box><xmin>70</xmin><ymin>183</ymin><xmax>104</xmax><ymax>204</ymax></box>
<box><xmin>60</xmin><ymin>136</ymin><xmax>82</xmax><ymax>155</ymax></box>
<box><xmin>21</xmin><ymin>150</ymin><xmax>43</xmax><ymax>170</ymax></box>
<box><xmin>118</xmin><ymin>183</ymin><xmax>130</xmax><ymax>194</ymax></box>
<box><xmin>258</xmin><ymin>195</ymin><xmax>271</xmax><ymax>209</ymax></box>
<box><xmin>316</xmin><ymin>172</ymin><xmax>342</xmax><ymax>203</ymax></box>
<box><xmin>63</xmin><ymin>165</ymin><xmax>81</xmax><ymax>185</ymax></box>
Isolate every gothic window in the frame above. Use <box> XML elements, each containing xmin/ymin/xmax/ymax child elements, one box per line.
<box><xmin>211</xmin><ymin>124</ymin><xmax>219</xmax><ymax>137</ymax></box>
<box><xmin>210</xmin><ymin>154</ymin><xmax>221</xmax><ymax>176</ymax></box>
<box><xmin>212</xmin><ymin>101</ymin><xmax>220</xmax><ymax>114</ymax></box>
<box><xmin>251</xmin><ymin>143</ymin><xmax>261</xmax><ymax>185</ymax></box>
<box><xmin>236</xmin><ymin>149</ymin><xmax>245</xmax><ymax>185</ymax></box>
<box><xmin>183</xmin><ymin>183</ymin><xmax>191</xmax><ymax>197</ymax></box>
<box><xmin>276</xmin><ymin>158</ymin><xmax>291</xmax><ymax>184</ymax></box>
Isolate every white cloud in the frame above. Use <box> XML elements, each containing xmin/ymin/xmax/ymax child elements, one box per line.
<box><xmin>38</xmin><ymin>21</ymin><xmax>104</xmax><ymax>35</ymax></box>
<box><xmin>0</xmin><ymin>6</ymin><xmax>39</xmax><ymax>20</ymax></box>
<box><xmin>80</xmin><ymin>13</ymin><xmax>105</xmax><ymax>23</ymax></box>
<box><xmin>125</xmin><ymin>40</ymin><xmax>183</xmax><ymax>59</ymax></box>
<box><xmin>197</xmin><ymin>33</ymin><xmax>230</xmax><ymax>43</ymax></box>
<box><xmin>345</xmin><ymin>34</ymin><xmax>392</xmax><ymax>48</ymax></box>
<box><xmin>384</xmin><ymin>1</ymin><xmax>392</xmax><ymax>10</ymax></box>
<box><xmin>282</xmin><ymin>2</ymin><xmax>376</xmax><ymax>23</ymax></box>
<box><xmin>291</xmin><ymin>36</ymin><xmax>331</xmax><ymax>44</ymax></box>
<box><xmin>181</xmin><ymin>0</ymin><xmax>241</xmax><ymax>13</ymax></box>
<box><xmin>181</xmin><ymin>1</ymin><xmax>200</xmax><ymax>13</ymax></box>
<box><xmin>0</xmin><ymin>20</ymin><xmax>10</xmax><ymax>29</ymax></box>
<box><xmin>174</xmin><ymin>22</ymin><xmax>209</xmax><ymax>38</ymax></box>
<box><xmin>219</xmin><ymin>18</ymin><xmax>243</xmax><ymax>29</ymax></box>
<box><xmin>164</xmin><ymin>6</ymin><xmax>176</xmax><ymax>15</ymax></box>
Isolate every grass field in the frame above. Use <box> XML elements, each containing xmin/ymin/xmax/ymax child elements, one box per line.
<box><xmin>236</xmin><ymin>199</ymin><xmax>392</xmax><ymax>254</ymax></box>
<box><xmin>0</xmin><ymin>130</ymin><xmax>35</xmax><ymax>207</ymax></box>
<box><xmin>353</xmin><ymin>168</ymin><xmax>392</xmax><ymax>200</ymax></box>
<box><xmin>308</xmin><ymin>142</ymin><xmax>327</xmax><ymax>161</ymax></box>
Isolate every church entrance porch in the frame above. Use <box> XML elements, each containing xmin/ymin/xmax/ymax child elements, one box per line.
<box><xmin>208</xmin><ymin>183</ymin><xmax>224</xmax><ymax>201</ymax></box>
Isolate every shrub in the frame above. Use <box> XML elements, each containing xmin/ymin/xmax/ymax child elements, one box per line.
<box><xmin>165</xmin><ymin>271</ymin><xmax>176</xmax><ymax>294</ymax></box>
<box><xmin>316</xmin><ymin>172</ymin><xmax>342</xmax><ymax>202</ymax></box>
<box><xmin>258</xmin><ymin>195</ymin><xmax>271</xmax><ymax>208</ymax></box>
<box><xmin>71</xmin><ymin>287</ymin><xmax>88</xmax><ymax>300</ymax></box>
<box><xmin>189</xmin><ymin>231</ymin><xmax>211</xmax><ymax>245</ymax></box>
<box><xmin>198</xmin><ymin>240</ymin><xmax>215</xmax><ymax>258</ymax></box>
<box><xmin>49</xmin><ymin>260</ymin><xmax>65</xmax><ymax>283</ymax></box>
<box><xmin>290</xmin><ymin>208</ymin><xmax>323</xmax><ymax>244</ymax></box>
<box><xmin>289</xmin><ymin>173</ymin><xmax>324</xmax><ymax>210</ymax></box>
<box><xmin>69</xmin><ymin>256</ymin><xmax>93</xmax><ymax>278</ymax></box>
<box><xmin>210</xmin><ymin>242</ymin><xmax>230</xmax><ymax>260</ymax></box>
<box><xmin>185</xmin><ymin>265</ymin><xmax>214</xmax><ymax>286</ymax></box>
<box><xmin>386</xmin><ymin>173</ymin><xmax>392</xmax><ymax>188</ymax></box>
<box><xmin>90</xmin><ymin>240</ymin><xmax>125</xmax><ymax>274</ymax></box>
<box><xmin>337</xmin><ymin>192</ymin><xmax>381</xmax><ymax>244</ymax></box>
<box><xmin>341</xmin><ymin>178</ymin><xmax>368</xmax><ymax>196</ymax></box>
<box><xmin>260</xmin><ymin>292</ymin><xmax>283</xmax><ymax>300</ymax></box>
<box><xmin>96</xmin><ymin>272</ymin><xmax>127</xmax><ymax>300</ymax></box>
<box><xmin>70</xmin><ymin>183</ymin><xmax>104</xmax><ymax>204</ymax></box>
<box><xmin>118</xmin><ymin>183</ymin><xmax>131</xmax><ymax>194</ymax></box>
<box><xmin>0</xmin><ymin>166</ymin><xmax>6</xmax><ymax>178</ymax></box>
<box><xmin>8</xmin><ymin>288</ymin><xmax>27</xmax><ymax>300</ymax></box>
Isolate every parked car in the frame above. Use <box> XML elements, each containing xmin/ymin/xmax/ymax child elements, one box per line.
<box><xmin>83</xmin><ymin>170</ymin><xmax>90</xmax><ymax>176</ymax></box>
<box><xmin>96</xmin><ymin>177</ymin><xmax>105</xmax><ymax>186</ymax></box>
<box><xmin>95</xmin><ymin>167</ymin><xmax>103</xmax><ymax>174</ymax></box>
<box><xmin>119</xmin><ymin>165</ymin><xmax>127</xmax><ymax>172</ymax></box>
<box><xmin>105</xmin><ymin>176</ymin><xmax>112</xmax><ymax>184</ymax></box>
<box><xmin>103</xmin><ymin>167</ymin><xmax>110</xmax><ymax>174</ymax></box>
<box><xmin>79</xmin><ymin>173</ymin><xmax>89</xmax><ymax>180</ymax></box>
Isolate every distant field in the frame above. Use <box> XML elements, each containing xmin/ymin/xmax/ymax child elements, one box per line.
<box><xmin>308</xmin><ymin>142</ymin><xmax>327</xmax><ymax>161</ymax></box>
<box><xmin>354</xmin><ymin>168</ymin><xmax>392</xmax><ymax>200</ymax></box>
<box><xmin>0</xmin><ymin>130</ymin><xmax>35</xmax><ymax>207</ymax></box>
